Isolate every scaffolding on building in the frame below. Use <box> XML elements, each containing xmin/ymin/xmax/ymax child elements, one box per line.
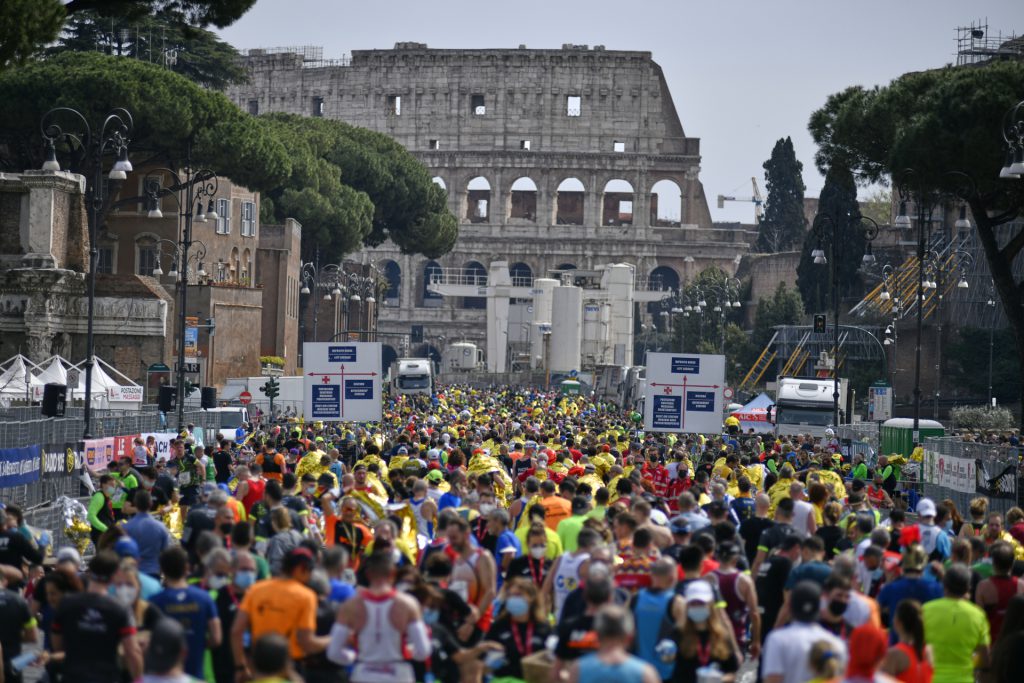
<box><xmin>955</xmin><ymin>21</ymin><xmax>1022</xmax><ymax>66</ymax></box>
<box><xmin>740</xmin><ymin>324</ymin><xmax>886</xmax><ymax>394</ymax></box>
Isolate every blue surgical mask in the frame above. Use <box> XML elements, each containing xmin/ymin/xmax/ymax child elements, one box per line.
<box><xmin>233</xmin><ymin>570</ymin><xmax>256</xmax><ymax>589</ymax></box>
<box><xmin>423</xmin><ymin>608</ymin><xmax>440</xmax><ymax>625</ymax></box>
<box><xmin>505</xmin><ymin>595</ymin><xmax>530</xmax><ymax>617</ymax></box>
<box><xmin>687</xmin><ymin>606</ymin><xmax>710</xmax><ymax>623</ymax></box>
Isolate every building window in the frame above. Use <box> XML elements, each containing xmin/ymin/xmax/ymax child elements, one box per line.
<box><xmin>387</xmin><ymin>95</ymin><xmax>401</xmax><ymax>115</ymax></box>
<box><xmin>613</xmin><ymin>140</ymin><xmax>625</xmax><ymax>152</ymax></box>
<box><xmin>567</xmin><ymin>95</ymin><xmax>581</xmax><ymax>116</ymax></box>
<box><xmin>248</xmin><ymin>99</ymin><xmax>259</xmax><ymax>116</ymax></box>
<box><xmin>137</xmin><ymin>244</ymin><xmax>157</xmax><ymax>276</ymax></box>
<box><xmin>97</xmin><ymin>246</ymin><xmax>114</xmax><ymax>274</ymax></box>
<box><xmin>312</xmin><ymin>96</ymin><xmax>324</xmax><ymax>117</ymax></box>
<box><xmin>471</xmin><ymin>94</ymin><xmax>486</xmax><ymax>116</ymax></box>
<box><xmin>216</xmin><ymin>198</ymin><xmax>231</xmax><ymax>234</ymax></box>
<box><xmin>429</xmin><ymin>139</ymin><xmax>440</xmax><ymax>150</ymax></box>
<box><xmin>241</xmin><ymin>201</ymin><xmax>256</xmax><ymax>237</ymax></box>
<box><xmin>520</xmin><ymin>140</ymin><xmax>531</xmax><ymax>151</ymax></box>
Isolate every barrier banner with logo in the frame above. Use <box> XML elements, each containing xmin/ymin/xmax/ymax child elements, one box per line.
<box><xmin>975</xmin><ymin>456</ymin><xmax>1018</xmax><ymax>501</ymax></box>
<box><xmin>0</xmin><ymin>445</ymin><xmax>42</xmax><ymax>487</ymax></box>
<box><xmin>41</xmin><ymin>443</ymin><xmax>79</xmax><ymax>479</ymax></box>
<box><xmin>922</xmin><ymin>449</ymin><xmax>975</xmax><ymax>495</ymax></box>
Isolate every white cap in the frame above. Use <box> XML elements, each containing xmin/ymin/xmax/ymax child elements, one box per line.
<box><xmin>683</xmin><ymin>580</ymin><xmax>714</xmax><ymax>603</ymax></box>
<box><xmin>56</xmin><ymin>547</ymin><xmax>82</xmax><ymax>567</ymax></box>
<box><xmin>917</xmin><ymin>498</ymin><xmax>937</xmax><ymax>518</ymax></box>
<box><xmin>427</xmin><ymin>448</ymin><xmax>440</xmax><ymax>461</ymax></box>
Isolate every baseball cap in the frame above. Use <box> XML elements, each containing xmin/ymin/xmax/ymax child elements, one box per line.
<box><xmin>113</xmin><ymin>537</ymin><xmax>140</xmax><ymax>560</ymax></box>
<box><xmin>55</xmin><ymin>547</ymin><xmax>81</xmax><ymax>567</ymax></box>
<box><xmin>683</xmin><ymin>580</ymin><xmax>714</xmax><ymax>603</ymax></box>
<box><xmin>397</xmin><ymin>446</ymin><xmax>409</xmax><ymax>454</ymax></box>
<box><xmin>669</xmin><ymin>516</ymin><xmax>691</xmax><ymax>536</ymax></box>
<box><xmin>790</xmin><ymin>580</ymin><xmax>823</xmax><ymax>622</ymax></box>
<box><xmin>571</xmin><ymin>496</ymin><xmax>590</xmax><ymax>516</ymax></box>
<box><xmin>427</xmin><ymin>448</ymin><xmax>440</xmax><ymax>461</ymax></box>
<box><xmin>917</xmin><ymin>498</ymin><xmax>937</xmax><ymax>518</ymax></box>
<box><xmin>425</xmin><ymin>469</ymin><xmax>444</xmax><ymax>483</ymax></box>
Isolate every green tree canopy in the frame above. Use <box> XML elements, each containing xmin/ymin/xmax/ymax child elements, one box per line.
<box><xmin>49</xmin><ymin>10</ymin><xmax>247</xmax><ymax>90</ymax></box>
<box><xmin>0</xmin><ymin>51</ymin><xmax>289</xmax><ymax>193</ymax></box>
<box><xmin>796</xmin><ymin>164</ymin><xmax>864</xmax><ymax>314</ymax></box>
<box><xmin>808</xmin><ymin>60</ymin><xmax>1024</xmax><ymax>425</ymax></box>
<box><xmin>1</xmin><ymin>0</ymin><xmax>255</xmax><ymax>70</ymax></box>
<box><xmin>260</xmin><ymin>114</ymin><xmax>458</xmax><ymax>262</ymax></box>
<box><xmin>757</xmin><ymin>136</ymin><xmax>807</xmax><ymax>253</ymax></box>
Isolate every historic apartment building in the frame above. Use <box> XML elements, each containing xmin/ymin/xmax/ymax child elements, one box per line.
<box><xmin>230</xmin><ymin>43</ymin><xmax>754</xmax><ymax>366</ymax></box>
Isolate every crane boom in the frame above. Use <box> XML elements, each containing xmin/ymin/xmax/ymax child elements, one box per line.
<box><xmin>716</xmin><ymin>176</ymin><xmax>764</xmax><ymax>224</ymax></box>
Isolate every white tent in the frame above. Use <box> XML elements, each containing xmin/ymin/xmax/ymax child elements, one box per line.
<box><xmin>0</xmin><ymin>355</ymin><xmax>43</xmax><ymax>402</ymax></box>
<box><xmin>34</xmin><ymin>357</ymin><xmax>69</xmax><ymax>386</ymax></box>
<box><xmin>72</xmin><ymin>356</ymin><xmax>144</xmax><ymax>407</ymax></box>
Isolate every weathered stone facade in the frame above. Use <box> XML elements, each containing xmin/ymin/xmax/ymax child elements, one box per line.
<box><xmin>231</xmin><ymin>44</ymin><xmax>755</xmax><ymax>360</ymax></box>
<box><xmin>0</xmin><ymin>170</ymin><xmax>171</xmax><ymax>386</ymax></box>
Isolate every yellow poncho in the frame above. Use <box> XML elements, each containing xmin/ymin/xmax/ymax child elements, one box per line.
<box><xmin>767</xmin><ymin>477</ymin><xmax>795</xmax><ymax>515</ymax></box>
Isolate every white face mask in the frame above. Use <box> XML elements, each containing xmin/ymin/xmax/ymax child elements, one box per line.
<box><xmin>479</xmin><ymin>503</ymin><xmax>495</xmax><ymax>516</ymax></box>
<box><xmin>530</xmin><ymin>546</ymin><xmax>547</xmax><ymax>560</ymax></box>
<box><xmin>114</xmin><ymin>585</ymin><xmax>138</xmax><ymax>606</ymax></box>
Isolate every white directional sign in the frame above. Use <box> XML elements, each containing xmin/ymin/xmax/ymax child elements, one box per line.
<box><xmin>303</xmin><ymin>342</ymin><xmax>382</xmax><ymax>422</ymax></box>
<box><xmin>643</xmin><ymin>353</ymin><xmax>726</xmax><ymax>434</ymax></box>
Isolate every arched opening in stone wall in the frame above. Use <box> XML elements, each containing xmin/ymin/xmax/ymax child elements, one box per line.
<box><xmin>466</xmin><ymin>176</ymin><xmax>491</xmax><ymax>223</ymax></box>
<box><xmin>509</xmin><ymin>177</ymin><xmax>538</xmax><ymax>221</ymax></box>
<box><xmin>381</xmin><ymin>260</ymin><xmax>401</xmax><ymax>307</ymax></box>
<box><xmin>432</xmin><ymin>176</ymin><xmax>447</xmax><ymax>191</ymax></box>
<box><xmin>462</xmin><ymin>261</ymin><xmax>488</xmax><ymax>309</ymax></box>
<box><xmin>650</xmin><ymin>179</ymin><xmax>683</xmax><ymax>227</ymax></box>
<box><xmin>556</xmin><ymin>177</ymin><xmax>585</xmax><ymax>225</ymax></box>
<box><xmin>422</xmin><ymin>260</ymin><xmax>443</xmax><ymax>308</ymax></box>
<box><xmin>510</xmin><ymin>262</ymin><xmax>533</xmax><ymax>287</ymax></box>
<box><xmin>602</xmin><ymin>179</ymin><xmax>634</xmax><ymax>226</ymax></box>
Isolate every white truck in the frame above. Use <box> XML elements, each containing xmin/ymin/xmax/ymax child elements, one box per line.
<box><xmin>770</xmin><ymin>376</ymin><xmax>848</xmax><ymax>438</ymax></box>
<box><xmin>202</xmin><ymin>406</ymin><xmax>251</xmax><ymax>443</ymax></box>
<box><xmin>392</xmin><ymin>358</ymin><xmax>434</xmax><ymax>396</ymax></box>
<box><xmin>223</xmin><ymin>376</ymin><xmax>304</xmax><ymax>415</ymax></box>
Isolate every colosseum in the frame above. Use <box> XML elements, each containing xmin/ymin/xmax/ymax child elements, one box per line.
<box><xmin>230</xmin><ymin>43</ymin><xmax>754</xmax><ymax>370</ymax></box>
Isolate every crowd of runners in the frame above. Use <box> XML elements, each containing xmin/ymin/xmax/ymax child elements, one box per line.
<box><xmin>0</xmin><ymin>386</ymin><xmax>1022</xmax><ymax>683</ymax></box>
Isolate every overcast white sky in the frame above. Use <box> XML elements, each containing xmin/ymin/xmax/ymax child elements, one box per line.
<box><xmin>217</xmin><ymin>0</ymin><xmax>1023</xmax><ymax>223</ymax></box>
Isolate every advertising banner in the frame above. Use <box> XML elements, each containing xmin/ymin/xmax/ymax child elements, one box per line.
<box><xmin>0</xmin><ymin>445</ymin><xmax>42</xmax><ymax>487</ymax></box>
<box><xmin>922</xmin><ymin>449</ymin><xmax>976</xmax><ymax>494</ymax></box>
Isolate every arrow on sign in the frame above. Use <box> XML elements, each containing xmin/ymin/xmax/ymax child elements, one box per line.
<box><xmin>307</xmin><ymin>364</ymin><xmax>378</xmax><ymax>417</ymax></box>
<box><xmin>648</xmin><ymin>377</ymin><xmax>720</xmax><ymax>429</ymax></box>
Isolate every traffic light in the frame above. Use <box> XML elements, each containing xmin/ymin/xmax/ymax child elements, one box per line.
<box><xmin>260</xmin><ymin>377</ymin><xmax>280</xmax><ymax>399</ymax></box>
<box><xmin>260</xmin><ymin>377</ymin><xmax>279</xmax><ymax>417</ymax></box>
<box><xmin>813</xmin><ymin>314</ymin><xmax>827</xmax><ymax>334</ymax></box>
<box><xmin>180</xmin><ymin>379</ymin><xmax>196</xmax><ymax>399</ymax></box>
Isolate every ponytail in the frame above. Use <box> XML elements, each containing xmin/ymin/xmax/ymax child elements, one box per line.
<box><xmin>895</xmin><ymin>599</ymin><xmax>926</xmax><ymax>660</ymax></box>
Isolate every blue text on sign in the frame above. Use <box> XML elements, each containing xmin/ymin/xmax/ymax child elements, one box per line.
<box><xmin>328</xmin><ymin>346</ymin><xmax>357</xmax><ymax>363</ymax></box>
<box><xmin>652</xmin><ymin>395</ymin><xmax>682</xmax><ymax>429</ymax></box>
<box><xmin>671</xmin><ymin>357</ymin><xmax>700</xmax><ymax>374</ymax></box>
<box><xmin>311</xmin><ymin>385</ymin><xmax>341</xmax><ymax>418</ymax></box>
<box><xmin>686</xmin><ymin>391</ymin><xmax>715</xmax><ymax>412</ymax></box>
<box><xmin>344</xmin><ymin>379</ymin><xmax>374</xmax><ymax>400</ymax></box>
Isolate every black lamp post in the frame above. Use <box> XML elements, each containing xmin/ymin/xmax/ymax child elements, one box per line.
<box><xmin>40</xmin><ymin>107</ymin><xmax>134</xmax><ymax>439</ymax></box>
<box><xmin>144</xmin><ymin>162</ymin><xmax>218</xmax><ymax>431</ymax></box>
<box><xmin>299</xmin><ymin>255</ymin><xmax>344</xmax><ymax>353</ymax></box>
<box><xmin>811</xmin><ymin>211</ymin><xmax>880</xmax><ymax>429</ymax></box>
<box><xmin>893</xmin><ymin>169</ymin><xmax>974</xmax><ymax>434</ymax></box>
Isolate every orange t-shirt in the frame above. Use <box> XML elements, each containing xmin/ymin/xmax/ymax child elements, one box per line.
<box><xmin>540</xmin><ymin>495</ymin><xmax>572</xmax><ymax>530</ymax></box>
<box><xmin>239</xmin><ymin>577</ymin><xmax>317</xmax><ymax>660</ymax></box>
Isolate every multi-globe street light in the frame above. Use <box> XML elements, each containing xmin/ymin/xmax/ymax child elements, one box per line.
<box><xmin>144</xmin><ymin>163</ymin><xmax>219</xmax><ymax>430</ymax></box>
<box><xmin>40</xmin><ymin>107</ymin><xmax>133</xmax><ymax>439</ymax></box>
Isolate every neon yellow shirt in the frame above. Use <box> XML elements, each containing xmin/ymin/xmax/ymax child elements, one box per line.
<box><xmin>922</xmin><ymin>597</ymin><xmax>989</xmax><ymax>683</ymax></box>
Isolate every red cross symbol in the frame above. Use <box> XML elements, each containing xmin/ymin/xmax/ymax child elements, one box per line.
<box><xmin>649</xmin><ymin>375</ymin><xmax>721</xmax><ymax>430</ymax></box>
<box><xmin>307</xmin><ymin>364</ymin><xmax>378</xmax><ymax>417</ymax></box>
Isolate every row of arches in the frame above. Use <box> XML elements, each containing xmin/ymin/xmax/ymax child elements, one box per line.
<box><xmin>431</xmin><ymin>176</ymin><xmax>684</xmax><ymax>227</ymax></box>
<box><xmin>380</xmin><ymin>258</ymin><xmax>690</xmax><ymax>311</ymax></box>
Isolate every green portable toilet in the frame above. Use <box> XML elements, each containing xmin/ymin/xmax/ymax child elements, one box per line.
<box><xmin>880</xmin><ymin>418</ymin><xmax>945</xmax><ymax>458</ymax></box>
